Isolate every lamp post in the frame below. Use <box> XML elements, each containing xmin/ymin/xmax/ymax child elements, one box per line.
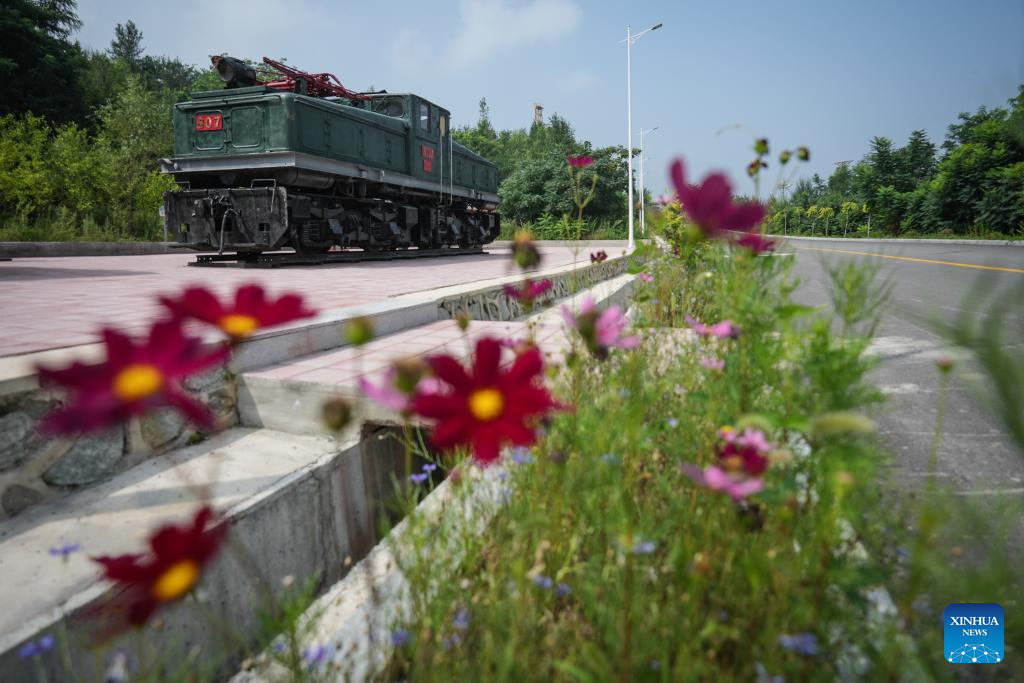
<box><xmin>624</xmin><ymin>22</ymin><xmax>662</xmax><ymax>250</ymax></box>
<box><xmin>638</xmin><ymin>126</ymin><xmax>658</xmax><ymax>237</ymax></box>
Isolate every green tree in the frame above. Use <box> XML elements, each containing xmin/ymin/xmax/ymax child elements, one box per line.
<box><xmin>110</xmin><ymin>19</ymin><xmax>144</xmax><ymax>71</ymax></box>
<box><xmin>897</xmin><ymin>129</ymin><xmax>936</xmax><ymax>189</ymax></box>
<box><xmin>0</xmin><ymin>0</ymin><xmax>88</xmax><ymax>123</ymax></box>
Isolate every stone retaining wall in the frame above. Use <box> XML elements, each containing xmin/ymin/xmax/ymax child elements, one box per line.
<box><xmin>0</xmin><ymin>367</ymin><xmax>235</xmax><ymax>520</ymax></box>
<box><xmin>438</xmin><ymin>257</ymin><xmax>632</xmax><ymax>321</ymax></box>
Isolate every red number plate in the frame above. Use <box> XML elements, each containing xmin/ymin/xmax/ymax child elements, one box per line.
<box><xmin>195</xmin><ymin>113</ymin><xmax>223</xmax><ymax>131</ymax></box>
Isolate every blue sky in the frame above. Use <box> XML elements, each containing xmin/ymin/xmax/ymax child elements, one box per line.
<box><xmin>74</xmin><ymin>0</ymin><xmax>1023</xmax><ymax>197</ymax></box>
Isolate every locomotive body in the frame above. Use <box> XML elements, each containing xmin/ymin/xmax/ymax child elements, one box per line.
<box><xmin>162</xmin><ymin>77</ymin><xmax>500</xmax><ymax>255</ymax></box>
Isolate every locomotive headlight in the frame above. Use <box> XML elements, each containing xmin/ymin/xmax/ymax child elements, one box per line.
<box><xmin>211</xmin><ymin>55</ymin><xmax>257</xmax><ymax>88</ymax></box>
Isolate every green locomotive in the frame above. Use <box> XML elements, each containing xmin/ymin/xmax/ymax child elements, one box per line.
<box><xmin>161</xmin><ymin>57</ymin><xmax>500</xmax><ymax>255</ymax></box>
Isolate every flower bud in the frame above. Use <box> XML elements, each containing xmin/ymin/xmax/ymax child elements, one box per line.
<box><xmin>935</xmin><ymin>356</ymin><xmax>954</xmax><ymax>373</ymax></box>
<box><xmin>455</xmin><ymin>311</ymin><xmax>471</xmax><ymax>332</ymax></box>
<box><xmin>754</xmin><ymin>138</ymin><xmax>769</xmax><ymax>156</ymax></box>
<box><xmin>512</xmin><ymin>230</ymin><xmax>541</xmax><ymax>270</ymax></box>
<box><xmin>810</xmin><ymin>411</ymin><xmax>876</xmax><ymax>438</ymax></box>
<box><xmin>322</xmin><ymin>397</ymin><xmax>354</xmax><ymax>432</ymax></box>
<box><xmin>796</xmin><ymin>146</ymin><xmax>810</xmax><ymax>162</ymax></box>
<box><xmin>779</xmin><ymin>149</ymin><xmax>792</xmax><ymax>165</ymax></box>
<box><xmin>345</xmin><ymin>316</ymin><xmax>375</xmax><ymax>347</ymax></box>
<box><xmin>393</xmin><ymin>357</ymin><xmax>429</xmax><ymax>394</ymax></box>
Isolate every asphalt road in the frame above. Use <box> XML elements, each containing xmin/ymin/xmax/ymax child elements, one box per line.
<box><xmin>782</xmin><ymin>237</ymin><xmax>1024</xmax><ymax>495</ymax></box>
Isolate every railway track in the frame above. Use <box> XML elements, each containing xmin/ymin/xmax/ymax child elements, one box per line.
<box><xmin>188</xmin><ymin>245</ymin><xmax>488</xmax><ymax>268</ymax></box>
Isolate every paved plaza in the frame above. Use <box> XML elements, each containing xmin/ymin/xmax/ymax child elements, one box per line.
<box><xmin>0</xmin><ymin>246</ymin><xmax>595</xmax><ymax>358</ymax></box>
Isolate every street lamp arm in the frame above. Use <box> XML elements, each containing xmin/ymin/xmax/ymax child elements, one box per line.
<box><xmin>620</xmin><ymin>22</ymin><xmax>664</xmax><ymax>44</ymax></box>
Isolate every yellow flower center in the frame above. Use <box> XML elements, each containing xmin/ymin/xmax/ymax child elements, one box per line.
<box><xmin>218</xmin><ymin>313</ymin><xmax>260</xmax><ymax>339</ymax></box>
<box><xmin>151</xmin><ymin>559</ymin><xmax>201</xmax><ymax>603</ymax></box>
<box><xmin>468</xmin><ymin>388</ymin><xmax>504</xmax><ymax>422</ymax></box>
<box><xmin>722</xmin><ymin>455</ymin><xmax>745</xmax><ymax>473</ymax></box>
<box><xmin>112</xmin><ymin>364</ymin><xmax>164</xmax><ymax>402</ymax></box>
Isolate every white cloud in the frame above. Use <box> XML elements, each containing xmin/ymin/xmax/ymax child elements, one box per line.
<box><xmin>393</xmin><ymin>0</ymin><xmax>582</xmax><ymax>73</ymax></box>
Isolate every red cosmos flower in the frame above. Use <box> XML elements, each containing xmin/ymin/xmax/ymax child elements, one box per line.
<box><xmin>93</xmin><ymin>506</ymin><xmax>226</xmax><ymax>629</ymax></box>
<box><xmin>567</xmin><ymin>154</ymin><xmax>594</xmax><ymax>168</ymax></box>
<box><xmin>37</xmin><ymin>321</ymin><xmax>229</xmax><ymax>435</ymax></box>
<box><xmin>590</xmin><ymin>250</ymin><xmax>608</xmax><ymax>264</ymax></box>
<box><xmin>160</xmin><ymin>284</ymin><xmax>316</xmax><ymax>342</ymax></box>
<box><xmin>734</xmin><ymin>231</ymin><xmax>776</xmax><ymax>254</ymax></box>
<box><xmin>504</xmin><ymin>278</ymin><xmax>553</xmax><ymax>307</ymax></box>
<box><xmin>716</xmin><ymin>426</ymin><xmax>773</xmax><ymax>477</ymax></box>
<box><xmin>411</xmin><ymin>337</ymin><xmax>561</xmax><ymax>464</ymax></box>
<box><xmin>669</xmin><ymin>158</ymin><xmax>766</xmax><ymax>240</ymax></box>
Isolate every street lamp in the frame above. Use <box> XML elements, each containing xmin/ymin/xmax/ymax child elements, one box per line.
<box><xmin>638</xmin><ymin>126</ymin><xmax>658</xmax><ymax>237</ymax></box>
<box><xmin>623</xmin><ymin>22</ymin><xmax>662</xmax><ymax>250</ymax></box>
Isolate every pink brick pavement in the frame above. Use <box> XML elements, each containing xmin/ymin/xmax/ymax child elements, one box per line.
<box><xmin>246</xmin><ymin>319</ymin><xmax>573</xmax><ymax>390</ymax></box>
<box><xmin>0</xmin><ymin>247</ymin><xmax>589</xmax><ymax>358</ymax></box>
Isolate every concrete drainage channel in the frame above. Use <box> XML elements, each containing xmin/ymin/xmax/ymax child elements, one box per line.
<box><xmin>0</xmin><ymin>252</ymin><xmax>639</xmax><ymax>682</ymax></box>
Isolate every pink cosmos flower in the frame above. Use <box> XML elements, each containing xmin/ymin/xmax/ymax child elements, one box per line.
<box><xmin>637</xmin><ymin>273</ymin><xmax>654</xmax><ymax>284</ymax></box>
<box><xmin>682</xmin><ymin>464</ymin><xmax>764</xmax><ymax>501</ymax></box>
<box><xmin>567</xmin><ymin>155</ymin><xmax>594</xmax><ymax>168</ymax></box>
<box><xmin>561</xmin><ymin>297</ymin><xmax>640</xmax><ymax>360</ymax></box>
<box><xmin>699</xmin><ymin>356</ymin><xmax>725</xmax><ymax>371</ymax></box>
<box><xmin>359</xmin><ymin>366</ymin><xmax>441</xmax><ymax>414</ymax></box>
<box><xmin>669</xmin><ymin>158</ymin><xmax>766</xmax><ymax>240</ymax></box>
<box><xmin>504</xmin><ymin>279</ymin><xmax>554</xmax><ymax>307</ymax></box>
<box><xmin>685</xmin><ymin>315</ymin><xmax>740</xmax><ymax>340</ymax></box>
<box><xmin>657</xmin><ymin>194</ymin><xmax>676</xmax><ymax>206</ymax></box>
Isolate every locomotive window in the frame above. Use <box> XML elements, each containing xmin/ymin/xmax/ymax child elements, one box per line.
<box><xmin>419</xmin><ymin>102</ymin><xmax>430</xmax><ymax>130</ymax></box>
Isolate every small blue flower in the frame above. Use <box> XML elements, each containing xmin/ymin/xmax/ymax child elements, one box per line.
<box><xmin>49</xmin><ymin>542</ymin><xmax>81</xmax><ymax>557</ymax></box>
<box><xmin>496</xmin><ymin>469</ymin><xmax>509</xmax><ymax>481</ymax></box>
<box><xmin>619</xmin><ymin>389</ymin><xmax>632</xmax><ymax>398</ymax></box>
<box><xmin>666</xmin><ymin>418</ymin><xmax>679</xmax><ymax>428</ymax></box>
<box><xmin>410</xmin><ymin>472</ymin><xmax>429</xmax><ymax>485</ymax></box>
<box><xmin>443</xmin><ymin>633</ymin><xmax>461</xmax><ymax>650</ymax></box>
<box><xmin>499</xmin><ymin>487</ymin><xmax>513</xmax><ymax>503</ymax></box>
<box><xmin>391</xmin><ymin>628</ymin><xmax>411</xmax><ymax>647</ymax></box>
<box><xmin>303</xmin><ymin>643</ymin><xmax>334</xmax><ymax>667</ymax></box>
<box><xmin>453</xmin><ymin>609</ymin><xmax>470</xmax><ymax>631</ymax></box>
<box><xmin>600</xmin><ymin>453</ymin><xmax>621</xmax><ymax>465</ymax></box>
<box><xmin>18</xmin><ymin>635</ymin><xmax>54</xmax><ymax>659</ymax></box>
<box><xmin>778</xmin><ymin>633</ymin><xmax>819</xmax><ymax>656</ymax></box>
<box><xmin>532</xmin><ymin>575</ymin><xmax>553</xmax><ymax>590</ymax></box>
<box><xmin>422</xmin><ymin>463</ymin><xmax>438</xmax><ymax>473</ymax></box>
<box><xmin>511</xmin><ymin>448</ymin><xmax>534</xmax><ymax>465</ymax></box>
<box><xmin>555</xmin><ymin>583</ymin><xmax>572</xmax><ymax>598</ymax></box>
<box><xmin>271</xmin><ymin>638</ymin><xmax>287</xmax><ymax>653</ymax></box>
<box><xmin>651</xmin><ymin>298</ymin><xmax>661</xmax><ymax>305</ymax></box>
<box><xmin>632</xmin><ymin>539</ymin><xmax>656</xmax><ymax>555</ymax></box>
<box><xmin>649</xmin><ymin>659</ymin><xmax>661</xmax><ymax>671</ymax></box>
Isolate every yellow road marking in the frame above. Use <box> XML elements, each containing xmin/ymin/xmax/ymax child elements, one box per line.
<box><xmin>796</xmin><ymin>246</ymin><xmax>1024</xmax><ymax>274</ymax></box>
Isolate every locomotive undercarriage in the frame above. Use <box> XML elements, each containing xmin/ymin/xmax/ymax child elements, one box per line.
<box><xmin>165</xmin><ymin>184</ymin><xmax>499</xmax><ymax>255</ymax></box>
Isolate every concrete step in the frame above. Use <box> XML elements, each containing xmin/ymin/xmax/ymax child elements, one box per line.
<box><xmin>237</xmin><ymin>273</ymin><xmax>637</xmax><ymax>436</ymax></box>
<box><xmin>0</xmin><ymin>425</ymin><xmax>415</xmax><ymax>682</ymax></box>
